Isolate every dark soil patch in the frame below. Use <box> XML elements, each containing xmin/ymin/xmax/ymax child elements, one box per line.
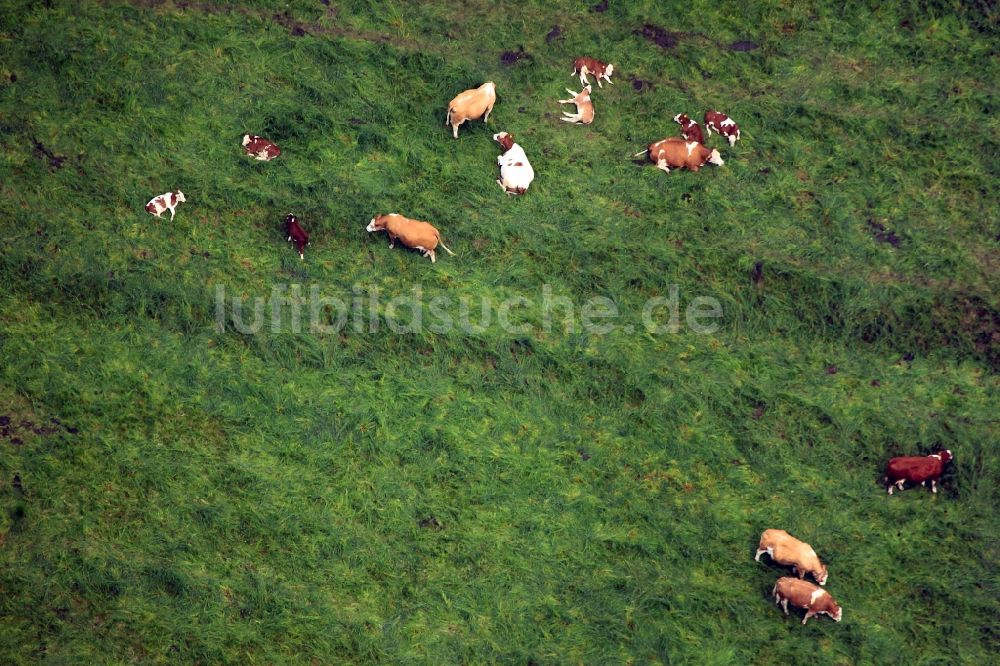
<box><xmin>0</xmin><ymin>416</ymin><xmax>8</xmax><ymax>427</ymax></box>
<box><xmin>871</xmin><ymin>379</ymin><xmax>881</xmax><ymax>386</ymax></box>
<box><xmin>592</xmin><ymin>0</ymin><xmax>608</xmax><ymax>12</ymax></box>
<box><xmin>867</xmin><ymin>219</ymin><xmax>902</xmax><ymax>247</ymax></box>
<box><xmin>630</xmin><ymin>76</ymin><xmax>653</xmax><ymax>92</ymax></box>
<box><xmin>751</xmin><ymin>404</ymin><xmax>765</xmax><ymax>420</ymax></box>
<box><xmin>578</xmin><ymin>449</ymin><xmax>592</xmax><ymax>461</ymax></box>
<box><xmin>750</xmin><ymin>260</ymin><xmax>764</xmax><ymax>284</ymax></box>
<box><xmin>8</xmin><ymin>73</ymin><xmax>15</xmax><ymax>83</ymax></box>
<box><xmin>826</xmin><ymin>365</ymin><xmax>838</xmax><ymax>374</ymax></box>
<box><xmin>729</xmin><ymin>40</ymin><xmax>758</xmax><ymax>51</ymax></box>
<box><xmin>545</xmin><ymin>25</ymin><xmax>561</xmax><ymax>43</ymax></box>
<box><xmin>636</xmin><ymin>24</ymin><xmax>678</xmax><ymax>49</ymax></box>
<box><xmin>500</xmin><ymin>48</ymin><xmax>531</xmax><ymax>66</ymax></box>
<box><xmin>418</xmin><ymin>516</ymin><xmax>441</xmax><ymax>529</ymax></box>
<box><xmin>32</xmin><ymin>138</ymin><xmax>65</xmax><ymax>170</ymax></box>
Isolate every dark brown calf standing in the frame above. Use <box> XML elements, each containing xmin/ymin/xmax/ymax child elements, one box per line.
<box><xmin>285</xmin><ymin>214</ymin><xmax>309</xmax><ymax>260</ymax></box>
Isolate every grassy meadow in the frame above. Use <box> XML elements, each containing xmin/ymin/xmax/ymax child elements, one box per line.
<box><xmin>1</xmin><ymin>0</ymin><xmax>998</xmax><ymax>662</ymax></box>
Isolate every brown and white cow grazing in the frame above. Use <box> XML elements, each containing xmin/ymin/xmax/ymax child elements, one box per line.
<box><xmin>704</xmin><ymin>110</ymin><xmax>741</xmax><ymax>146</ymax></box>
<box><xmin>572</xmin><ymin>57</ymin><xmax>614</xmax><ymax>88</ymax></box>
<box><xmin>884</xmin><ymin>449</ymin><xmax>953</xmax><ymax>495</ymax></box>
<box><xmin>366</xmin><ymin>213</ymin><xmax>455</xmax><ymax>263</ymax></box>
<box><xmin>446</xmin><ymin>82</ymin><xmax>496</xmax><ymax>139</ymax></box>
<box><xmin>285</xmin><ymin>214</ymin><xmax>309</xmax><ymax>260</ymax></box>
<box><xmin>772</xmin><ymin>577</ymin><xmax>842</xmax><ymax>625</ymax></box>
<box><xmin>558</xmin><ymin>85</ymin><xmax>595</xmax><ymax>125</ymax></box>
<box><xmin>493</xmin><ymin>132</ymin><xmax>534</xmax><ymax>195</ymax></box>
<box><xmin>145</xmin><ymin>190</ymin><xmax>186</xmax><ymax>221</ymax></box>
<box><xmin>634</xmin><ymin>137</ymin><xmax>723</xmax><ymax>173</ymax></box>
<box><xmin>242</xmin><ymin>134</ymin><xmax>281</xmax><ymax>161</ymax></box>
<box><xmin>755</xmin><ymin>529</ymin><xmax>829</xmax><ymax>586</ymax></box>
<box><xmin>673</xmin><ymin>113</ymin><xmax>705</xmax><ymax>144</ymax></box>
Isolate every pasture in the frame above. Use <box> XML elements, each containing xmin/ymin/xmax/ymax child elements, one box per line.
<box><xmin>1</xmin><ymin>0</ymin><xmax>998</xmax><ymax>663</ymax></box>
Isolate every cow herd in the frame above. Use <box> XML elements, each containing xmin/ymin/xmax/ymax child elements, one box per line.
<box><xmin>144</xmin><ymin>56</ymin><xmax>744</xmax><ymax>262</ymax></box>
<box><xmin>141</xmin><ymin>56</ymin><xmax>958</xmax><ymax>628</ymax></box>
<box><xmin>756</xmin><ymin>450</ymin><xmax>954</xmax><ymax>625</ymax></box>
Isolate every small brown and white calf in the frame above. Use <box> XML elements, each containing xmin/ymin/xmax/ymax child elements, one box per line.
<box><xmin>772</xmin><ymin>577</ymin><xmax>842</xmax><ymax>625</ymax></box>
<box><xmin>366</xmin><ymin>213</ymin><xmax>455</xmax><ymax>263</ymax></box>
<box><xmin>446</xmin><ymin>82</ymin><xmax>496</xmax><ymax>139</ymax></box>
<box><xmin>704</xmin><ymin>110</ymin><xmax>741</xmax><ymax>146</ymax></box>
<box><xmin>572</xmin><ymin>57</ymin><xmax>614</xmax><ymax>88</ymax></box>
<box><xmin>285</xmin><ymin>214</ymin><xmax>309</xmax><ymax>260</ymax></box>
<box><xmin>145</xmin><ymin>190</ymin><xmax>186</xmax><ymax>221</ymax></box>
<box><xmin>242</xmin><ymin>134</ymin><xmax>281</xmax><ymax>161</ymax></box>
<box><xmin>558</xmin><ymin>85</ymin><xmax>595</xmax><ymax>124</ymax></box>
<box><xmin>673</xmin><ymin>113</ymin><xmax>704</xmax><ymax>144</ymax></box>
<box><xmin>755</xmin><ymin>529</ymin><xmax>828</xmax><ymax>586</ymax></box>
<box><xmin>634</xmin><ymin>137</ymin><xmax>723</xmax><ymax>173</ymax></box>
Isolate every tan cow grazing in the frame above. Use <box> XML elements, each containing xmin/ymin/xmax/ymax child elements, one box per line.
<box><xmin>558</xmin><ymin>85</ymin><xmax>595</xmax><ymax>124</ymax></box>
<box><xmin>772</xmin><ymin>577</ymin><xmax>842</xmax><ymax>625</ymax></box>
<box><xmin>755</xmin><ymin>529</ymin><xmax>829</xmax><ymax>586</ymax></box>
<box><xmin>366</xmin><ymin>213</ymin><xmax>455</xmax><ymax>263</ymax></box>
<box><xmin>634</xmin><ymin>137</ymin><xmax>723</xmax><ymax>174</ymax></box>
<box><xmin>446</xmin><ymin>82</ymin><xmax>496</xmax><ymax>138</ymax></box>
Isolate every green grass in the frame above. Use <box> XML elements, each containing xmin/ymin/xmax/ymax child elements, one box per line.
<box><xmin>1</xmin><ymin>0</ymin><xmax>998</xmax><ymax>663</ymax></box>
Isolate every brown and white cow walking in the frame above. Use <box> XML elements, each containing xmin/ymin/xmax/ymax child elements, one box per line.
<box><xmin>673</xmin><ymin>113</ymin><xmax>705</xmax><ymax>144</ymax></box>
<box><xmin>704</xmin><ymin>110</ymin><xmax>741</xmax><ymax>146</ymax></box>
<box><xmin>772</xmin><ymin>577</ymin><xmax>842</xmax><ymax>625</ymax></box>
<box><xmin>285</xmin><ymin>214</ymin><xmax>309</xmax><ymax>260</ymax></box>
<box><xmin>755</xmin><ymin>529</ymin><xmax>829</xmax><ymax>586</ymax></box>
<box><xmin>884</xmin><ymin>450</ymin><xmax>953</xmax><ymax>495</ymax></box>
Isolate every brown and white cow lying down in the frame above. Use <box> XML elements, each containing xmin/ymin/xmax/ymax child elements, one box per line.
<box><xmin>673</xmin><ymin>113</ymin><xmax>704</xmax><ymax>144</ymax></box>
<box><xmin>285</xmin><ymin>214</ymin><xmax>309</xmax><ymax>260</ymax></box>
<box><xmin>772</xmin><ymin>577</ymin><xmax>842</xmax><ymax>625</ymax></box>
<box><xmin>755</xmin><ymin>529</ymin><xmax>829</xmax><ymax>586</ymax></box>
<box><xmin>446</xmin><ymin>82</ymin><xmax>496</xmax><ymax>139</ymax></box>
<box><xmin>558</xmin><ymin>85</ymin><xmax>595</xmax><ymax>124</ymax></box>
<box><xmin>493</xmin><ymin>132</ymin><xmax>534</xmax><ymax>195</ymax></box>
<box><xmin>242</xmin><ymin>134</ymin><xmax>281</xmax><ymax>161</ymax></box>
<box><xmin>704</xmin><ymin>110</ymin><xmax>741</xmax><ymax>146</ymax></box>
<box><xmin>145</xmin><ymin>190</ymin><xmax>186</xmax><ymax>221</ymax></box>
<box><xmin>366</xmin><ymin>213</ymin><xmax>455</xmax><ymax>263</ymax></box>
<box><xmin>634</xmin><ymin>137</ymin><xmax>723</xmax><ymax>173</ymax></box>
<box><xmin>884</xmin><ymin>449</ymin><xmax>952</xmax><ymax>495</ymax></box>
<box><xmin>572</xmin><ymin>56</ymin><xmax>614</xmax><ymax>88</ymax></box>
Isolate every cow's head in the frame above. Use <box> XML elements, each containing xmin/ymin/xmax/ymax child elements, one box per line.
<box><xmin>242</xmin><ymin>134</ymin><xmax>252</xmax><ymax>146</ymax></box>
<box><xmin>605</xmin><ymin>63</ymin><xmax>614</xmax><ymax>77</ymax></box>
<box><xmin>493</xmin><ymin>132</ymin><xmax>515</xmax><ymax>151</ymax></box>
<box><xmin>939</xmin><ymin>449</ymin><xmax>953</xmax><ymax>463</ymax></box>
<box><xmin>286</xmin><ymin>213</ymin><xmax>297</xmax><ymax>226</ymax></box>
<box><xmin>367</xmin><ymin>215</ymin><xmax>387</xmax><ymax>232</ymax></box>
<box><xmin>815</xmin><ymin>564</ymin><xmax>829</xmax><ymax>586</ymax></box>
<box><xmin>674</xmin><ymin>113</ymin><xmax>690</xmax><ymax>125</ymax></box>
<box><xmin>708</xmin><ymin>149</ymin><xmax>724</xmax><ymax>167</ymax></box>
<box><xmin>176</xmin><ymin>191</ymin><xmax>186</xmax><ymax>203</ymax></box>
<box><xmin>828</xmin><ymin>602</ymin><xmax>843</xmax><ymax>622</ymax></box>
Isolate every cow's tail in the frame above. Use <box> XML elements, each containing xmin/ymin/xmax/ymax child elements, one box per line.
<box><xmin>633</xmin><ymin>148</ymin><xmax>649</xmax><ymax>158</ymax></box>
<box><xmin>438</xmin><ymin>240</ymin><xmax>456</xmax><ymax>256</ymax></box>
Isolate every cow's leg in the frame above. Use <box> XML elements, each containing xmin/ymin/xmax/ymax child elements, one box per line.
<box><xmin>496</xmin><ymin>178</ymin><xmax>506</xmax><ymax>190</ymax></box>
<box><xmin>656</xmin><ymin>160</ymin><xmax>671</xmax><ymax>174</ymax></box>
<box><xmin>299</xmin><ymin>252</ymin><xmax>304</xmax><ymax>261</ymax></box>
<box><xmin>579</xmin><ymin>67</ymin><xmax>589</xmax><ymax>88</ymax></box>
<box><xmin>452</xmin><ymin>120</ymin><xmax>461</xmax><ymax>139</ymax></box>
<box><xmin>168</xmin><ymin>207</ymin><xmax>176</xmax><ymax>221</ymax></box>
<box><xmin>754</xmin><ymin>548</ymin><xmax>766</xmax><ymax>562</ymax></box>
<box><xmin>897</xmin><ymin>479</ymin><xmax>905</xmax><ymax>492</ymax></box>
<box><xmin>780</xmin><ymin>599</ymin><xmax>789</xmax><ymax>615</ymax></box>
<box><xmin>931</xmin><ymin>479</ymin><xmax>938</xmax><ymax>493</ymax></box>
<box><xmin>802</xmin><ymin>610</ymin><xmax>813</xmax><ymax>625</ymax></box>
<box><xmin>729</xmin><ymin>134</ymin><xmax>737</xmax><ymax>147</ymax></box>
<box><xmin>705</xmin><ymin>126</ymin><xmax>712</xmax><ymax>137</ymax></box>
<box><xmin>484</xmin><ymin>103</ymin><xmax>494</xmax><ymax>124</ymax></box>
<box><xmin>429</xmin><ymin>249</ymin><xmax>436</xmax><ymax>263</ymax></box>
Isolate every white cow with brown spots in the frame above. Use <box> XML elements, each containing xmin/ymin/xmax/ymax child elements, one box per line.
<box><xmin>755</xmin><ymin>529</ymin><xmax>829</xmax><ymax>585</ymax></box>
<box><xmin>772</xmin><ymin>577</ymin><xmax>842</xmax><ymax>624</ymax></box>
<box><xmin>145</xmin><ymin>190</ymin><xmax>186</xmax><ymax>221</ymax></box>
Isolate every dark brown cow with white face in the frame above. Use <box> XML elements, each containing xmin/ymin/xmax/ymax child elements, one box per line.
<box><xmin>242</xmin><ymin>134</ymin><xmax>281</xmax><ymax>161</ymax></box>
<box><xmin>285</xmin><ymin>214</ymin><xmax>309</xmax><ymax>260</ymax></box>
<box><xmin>884</xmin><ymin>450</ymin><xmax>953</xmax><ymax>495</ymax></box>
<box><xmin>572</xmin><ymin>57</ymin><xmax>614</xmax><ymax>88</ymax></box>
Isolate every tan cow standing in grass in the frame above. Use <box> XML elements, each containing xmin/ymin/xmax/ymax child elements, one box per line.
<box><xmin>755</xmin><ymin>529</ymin><xmax>829</xmax><ymax>585</ymax></box>
<box><xmin>446</xmin><ymin>82</ymin><xmax>496</xmax><ymax>138</ymax></box>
